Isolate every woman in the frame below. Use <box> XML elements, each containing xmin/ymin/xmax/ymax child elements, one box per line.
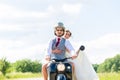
<box><xmin>64</xmin><ymin>30</ymin><xmax>99</xmax><ymax>80</ymax></box>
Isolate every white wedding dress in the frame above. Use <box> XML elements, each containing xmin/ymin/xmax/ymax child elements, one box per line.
<box><xmin>72</xmin><ymin>51</ymin><xmax>99</xmax><ymax>80</ymax></box>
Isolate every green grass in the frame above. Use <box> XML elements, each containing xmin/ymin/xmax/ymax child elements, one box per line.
<box><xmin>1</xmin><ymin>72</ymin><xmax>120</xmax><ymax>80</ymax></box>
<box><xmin>5</xmin><ymin>72</ymin><xmax>42</xmax><ymax>79</ymax></box>
<box><xmin>0</xmin><ymin>72</ymin><xmax>6</xmax><ymax>79</ymax></box>
<box><xmin>98</xmin><ymin>72</ymin><xmax>120</xmax><ymax>80</ymax></box>
<box><xmin>0</xmin><ymin>72</ymin><xmax>42</xmax><ymax>80</ymax></box>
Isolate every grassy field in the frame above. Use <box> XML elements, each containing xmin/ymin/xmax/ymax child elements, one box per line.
<box><xmin>0</xmin><ymin>72</ymin><xmax>41</xmax><ymax>80</ymax></box>
<box><xmin>0</xmin><ymin>72</ymin><xmax>120</xmax><ymax>80</ymax></box>
<box><xmin>98</xmin><ymin>72</ymin><xmax>120</xmax><ymax>80</ymax></box>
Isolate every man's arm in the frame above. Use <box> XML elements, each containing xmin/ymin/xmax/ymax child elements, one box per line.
<box><xmin>45</xmin><ymin>40</ymin><xmax>52</xmax><ymax>61</ymax></box>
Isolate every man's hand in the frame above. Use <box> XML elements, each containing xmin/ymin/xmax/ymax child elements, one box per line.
<box><xmin>71</xmin><ymin>55</ymin><xmax>77</xmax><ymax>59</ymax></box>
<box><xmin>52</xmin><ymin>48</ymin><xmax>62</xmax><ymax>54</ymax></box>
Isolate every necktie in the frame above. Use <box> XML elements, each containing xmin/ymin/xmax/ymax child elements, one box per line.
<box><xmin>55</xmin><ymin>38</ymin><xmax>60</xmax><ymax>47</ymax></box>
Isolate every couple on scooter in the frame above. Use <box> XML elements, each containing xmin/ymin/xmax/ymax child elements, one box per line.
<box><xmin>42</xmin><ymin>22</ymin><xmax>99</xmax><ymax>80</ymax></box>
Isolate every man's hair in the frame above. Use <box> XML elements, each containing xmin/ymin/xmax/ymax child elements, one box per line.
<box><xmin>54</xmin><ymin>22</ymin><xmax>65</xmax><ymax>36</ymax></box>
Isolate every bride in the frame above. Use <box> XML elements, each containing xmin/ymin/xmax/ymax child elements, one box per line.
<box><xmin>64</xmin><ymin>30</ymin><xmax>99</xmax><ymax>80</ymax></box>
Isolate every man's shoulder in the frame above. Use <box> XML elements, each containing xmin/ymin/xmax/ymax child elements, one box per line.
<box><xmin>50</xmin><ymin>37</ymin><xmax>56</xmax><ymax>41</ymax></box>
<box><xmin>52</xmin><ymin>38</ymin><xmax>56</xmax><ymax>41</ymax></box>
<box><xmin>47</xmin><ymin>38</ymin><xmax>55</xmax><ymax>43</ymax></box>
<box><xmin>48</xmin><ymin>38</ymin><xmax>56</xmax><ymax>43</ymax></box>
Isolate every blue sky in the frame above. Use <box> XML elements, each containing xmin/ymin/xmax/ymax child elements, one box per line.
<box><xmin>0</xmin><ymin>0</ymin><xmax>120</xmax><ymax>64</ymax></box>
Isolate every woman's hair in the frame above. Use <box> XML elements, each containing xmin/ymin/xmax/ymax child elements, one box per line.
<box><xmin>65</xmin><ymin>30</ymin><xmax>72</xmax><ymax>36</ymax></box>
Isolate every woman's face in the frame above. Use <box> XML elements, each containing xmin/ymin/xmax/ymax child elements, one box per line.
<box><xmin>64</xmin><ymin>31</ymin><xmax>71</xmax><ymax>39</ymax></box>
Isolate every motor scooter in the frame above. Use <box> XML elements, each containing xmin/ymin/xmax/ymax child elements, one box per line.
<box><xmin>47</xmin><ymin>45</ymin><xmax>85</xmax><ymax>80</ymax></box>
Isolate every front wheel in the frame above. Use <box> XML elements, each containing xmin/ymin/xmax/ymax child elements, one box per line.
<box><xmin>56</xmin><ymin>74</ymin><xmax>66</xmax><ymax>80</ymax></box>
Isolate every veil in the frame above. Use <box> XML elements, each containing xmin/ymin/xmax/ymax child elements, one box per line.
<box><xmin>72</xmin><ymin>51</ymin><xmax>99</xmax><ymax>80</ymax></box>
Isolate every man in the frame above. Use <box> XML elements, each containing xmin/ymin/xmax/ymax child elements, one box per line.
<box><xmin>42</xmin><ymin>22</ymin><xmax>77</xmax><ymax>80</ymax></box>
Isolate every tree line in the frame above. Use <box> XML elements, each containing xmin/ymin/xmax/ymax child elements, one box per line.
<box><xmin>0</xmin><ymin>54</ymin><xmax>120</xmax><ymax>75</ymax></box>
<box><xmin>0</xmin><ymin>58</ymin><xmax>42</xmax><ymax>75</ymax></box>
<box><xmin>93</xmin><ymin>54</ymin><xmax>120</xmax><ymax>73</ymax></box>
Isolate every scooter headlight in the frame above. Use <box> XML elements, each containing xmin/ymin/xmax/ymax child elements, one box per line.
<box><xmin>57</xmin><ymin>63</ymin><xmax>65</xmax><ymax>71</ymax></box>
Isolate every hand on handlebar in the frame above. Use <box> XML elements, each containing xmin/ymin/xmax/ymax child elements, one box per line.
<box><xmin>71</xmin><ymin>55</ymin><xmax>77</xmax><ymax>59</ymax></box>
<box><xmin>45</xmin><ymin>55</ymin><xmax>50</xmax><ymax>61</ymax></box>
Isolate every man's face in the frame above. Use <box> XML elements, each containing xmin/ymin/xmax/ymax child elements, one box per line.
<box><xmin>55</xmin><ymin>27</ymin><xmax>64</xmax><ymax>37</ymax></box>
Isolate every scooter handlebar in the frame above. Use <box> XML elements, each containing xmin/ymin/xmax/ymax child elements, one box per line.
<box><xmin>51</xmin><ymin>57</ymin><xmax>72</xmax><ymax>62</ymax></box>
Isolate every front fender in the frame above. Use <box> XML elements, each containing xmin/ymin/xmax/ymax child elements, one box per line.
<box><xmin>57</xmin><ymin>74</ymin><xmax>66</xmax><ymax>80</ymax></box>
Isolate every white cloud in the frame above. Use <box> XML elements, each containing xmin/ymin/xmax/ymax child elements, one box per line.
<box><xmin>62</xmin><ymin>3</ymin><xmax>82</xmax><ymax>15</ymax></box>
<box><xmin>0</xmin><ymin>38</ymin><xmax>47</xmax><ymax>62</ymax></box>
<box><xmin>0</xmin><ymin>4</ymin><xmax>51</xmax><ymax>19</ymax></box>
<box><xmin>87</xmin><ymin>33</ymin><xmax>120</xmax><ymax>49</ymax></box>
<box><xmin>85</xmin><ymin>33</ymin><xmax>120</xmax><ymax>64</ymax></box>
<box><xmin>0</xmin><ymin>24</ymin><xmax>24</xmax><ymax>31</ymax></box>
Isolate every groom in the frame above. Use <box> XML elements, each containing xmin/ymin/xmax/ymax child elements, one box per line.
<box><xmin>42</xmin><ymin>22</ymin><xmax>77</xmax><ymax>80</ymax></box>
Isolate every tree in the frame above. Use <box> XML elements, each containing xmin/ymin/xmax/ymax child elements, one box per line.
<box><xmin>111</xmin><ymin>54</ymin><xmax>120</xmax><ymax>72</ymax></box>
<box><xmin>97</xmin><ymin>54</ymin><xmax>120</xmax><ymax>72</ymax></box>
<box><xmin>14</xmin><ymin>59</ymin><xmax>42</xmax><ymax>72</ymax></box>
<box><xmin>31</xmin><ymin>60</ymin><xmax>42</xmax><ymax>72</ymax></box>
<box><xmin>0</xmin><ymin>58</ymin><xmax>10</xmax><ymax>75</ymax></box>
<box><xmin>92</xmin><ymin>64</ymin><xmax>99</xmax><ymax>72</ymax></box>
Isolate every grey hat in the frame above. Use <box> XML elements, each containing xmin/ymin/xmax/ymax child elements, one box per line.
<box><xmin>58</xmin><ymin>22</ymin><xmax>64</xmax><ymax>27</ymax></box>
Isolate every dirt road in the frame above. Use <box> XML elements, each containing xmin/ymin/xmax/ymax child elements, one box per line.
<box><xmin>15</xmin><ymin>78</ymin><xmax>43</xmax><ymax>80</ymax></box>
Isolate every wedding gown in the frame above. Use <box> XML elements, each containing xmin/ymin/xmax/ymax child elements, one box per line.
<box><xmin>72</xmin><ymin>51</ymin><xmax>99</xmax><ymax>80</ymax></box>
